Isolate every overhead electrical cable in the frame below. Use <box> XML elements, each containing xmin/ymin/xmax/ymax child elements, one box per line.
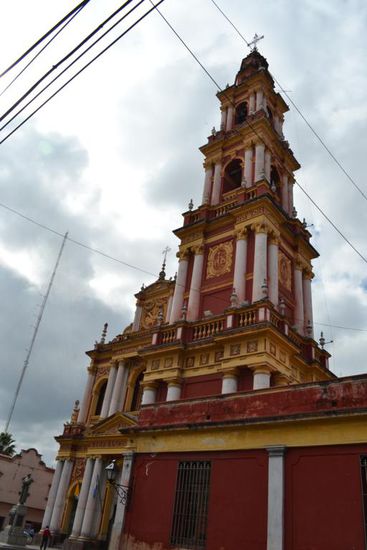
<box><xmin>0</xmin><ymin>0</ymin><xmax>166</xmax><ymax>145</ymax></box>
<box><xmin>0</xmin><ymin>0</ymin><xmax>138</xmax><ymax>124</ymax></box>
<box><xmin>208</xmin><ymin>0</ymin><xmax>367</xmax><ymax>204</ymax></box>
<box><xmin>147</xmin><ymin>0</ymin><xmax>367</xmax><ymax>268</ymax></box>
<box><xmin>0</xmin><ymin>1</ymin><xmax>89</xmax><ymax>98</ymax></box>
<box><xmin>0</xmin><ymin>0</ymin><xmax>91</xmax><ymax>79</ymax></box>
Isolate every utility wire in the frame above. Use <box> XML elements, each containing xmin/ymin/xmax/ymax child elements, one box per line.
<box><xmin>0</xmin><ymin>0</ymin><xmax>166</xmax><ymax>144</ymax></box>
<box><xmin>0</xmin><ymin>0</ymin><xmax>137</xmax><ymax>124</ymax></box>
<box><xmin>0</xmin><ymin>0</ymin><xmax>91</xmax><ymax>79</ymax></box>
<box><xmin>148</xmin><ymin>0</ymin><xmax>367</xmax><ymax>267</ymax></box>
<box><xmin>0</xmin><ymin>198</ymin><xmax>366</xmax><ymax>335</ymax></box>
<box><xmin>0</xmin><ymin>2</ymin><xmax>89</xmax><ymax>98</ymax></box>
<box><xmin>208</xmin><ymin>0</ymin><xmax>367</xmax><ymax>204</ymax></box>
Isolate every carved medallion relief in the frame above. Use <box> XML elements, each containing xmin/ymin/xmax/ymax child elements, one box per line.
<box><xmin>206</xmin><ymin>241</ymin><xmax>233</xmax><ymax>279</ymax></box>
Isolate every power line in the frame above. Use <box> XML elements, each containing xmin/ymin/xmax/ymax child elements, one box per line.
<box><xmin>0</xmin><ymin>1</ymin><xmax>89</xmax><ymax>98</ymax></box>
<box><xmin>148</xmin><ymin>0</ymin><xmax>367</xmax><ymax>267</ymax></box>
<box><xmin>0</xmin><ymin>0</ymin><xmax>91</xmax><ymax>79</ymax></box>
<box><xmin>208</xmin><ymin>0</ymin><xmax>367</xmax><ymax>204</ymax></box>
<box><xmin>0</xmin><ymin>0</ymin><xmax>166</xmax><ymax>145</ymax></box>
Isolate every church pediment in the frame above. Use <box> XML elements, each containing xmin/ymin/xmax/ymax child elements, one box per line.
<box><xmin>86</xmin><ymin>412</ymin><xmax>138</xmax><ymax>436</ymax></box>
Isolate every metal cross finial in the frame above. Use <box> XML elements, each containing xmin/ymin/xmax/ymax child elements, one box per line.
<box><xmin>248</xmin><ymin>33</ymin><xmax>264</xmax><ymax>52</ymax></box>
<box><xmin>162</xmin><ymin>246</ymin><xmax>171</xmax><ymax>264</ymax></box>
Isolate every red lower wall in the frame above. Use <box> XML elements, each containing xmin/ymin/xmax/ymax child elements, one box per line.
<box><xmin>181</xmin><ymin>373</ymin><xmax>222</xmax><ymax>399</ymax></box>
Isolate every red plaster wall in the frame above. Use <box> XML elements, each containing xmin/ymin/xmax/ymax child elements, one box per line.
<box><xmin>238</xmin><ymin>367</ymin><xmax>253</xmax><ymax>391</ymax></box>
<box><xmin>285</xmin><ymin>445</ymin><xmax>366</xmax><ymax>550</ymax></box>
<box><xmin>181</xmin><ymin>373</ymin><xmax>222</xmax><ymax>399</ymax></box>
<box><xmin>156</xmin><ymin>381</ymin><xmax>167</xmax><ymax>403</ymax></box>
<box><xmin>123</xmin><ymin>450</ymin><xmax>268</xmax><ymax>550</ymax></box>
<box><xmin>201</xmin><ymin>287</ymin><xmax>232</xmax><ymax>316</ymax></box>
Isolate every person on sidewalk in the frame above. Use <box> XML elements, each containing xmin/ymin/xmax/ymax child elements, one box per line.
<box><xmin>40</xmin><ymin>526</ymin><xmax>51</xmax><ymax>550</ymax></box>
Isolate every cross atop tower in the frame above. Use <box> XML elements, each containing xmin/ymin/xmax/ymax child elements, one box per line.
<box><xmin>248</xmin><ymin>33</ymin><xmax>264</xmax><ymax>52</ymax></box>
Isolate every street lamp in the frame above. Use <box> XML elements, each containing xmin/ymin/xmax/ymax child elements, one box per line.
<box><xmin>105</xmin><ymin>460</ymin><xmax>129</xmax><ymax>505</ymax></box>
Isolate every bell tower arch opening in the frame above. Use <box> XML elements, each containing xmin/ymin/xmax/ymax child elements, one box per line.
<box><xmin>222</xmin><ymin>159</ymin><xmax>243</xmax><ymax>194</ymax></box>
<box><xmin>235</xmin><ymin>101</ymin><xmax>248</xmax><ymax>125</ymax></box>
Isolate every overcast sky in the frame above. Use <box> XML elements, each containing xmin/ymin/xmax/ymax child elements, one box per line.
<box><xmin>0</xmin><ymin>0</ymin><xmax>366</xmax><ymax>466</ymax></box>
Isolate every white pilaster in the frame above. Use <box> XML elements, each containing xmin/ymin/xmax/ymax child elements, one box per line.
<box><xmin>141</xmin><ymin>385</ymin><xmax>157</xmax><ymax>405</ymax></box>
<box><xmin>100</xmin><ymin>363</ymin><xmax>117</xmax><ymax>419</ymax></box>
<box><xmin>222</xmin><ymin>372</ymin><xmax>238</xmax><ymax>394</ymax></box>
<box><xmin>233</xmin><ymin>230</ymin><xmax>248</xmax><ymax>303</ymax></box>
<box><xmin>265</xmin><ymin>150</ymin><xmax>271</xmax><ymax>182</ymax></box>
<box><xmin>78</xmin><ymin>370</ymin><xmax>95</xmax><ymax>424</ymax></box>
<box><xmin>169</xmin><ymin>252</ymin><xmax>189</xmax><ymax>323</ymax></box>
<box><xmin>252</xmin><ymin>225</ymin><xmax>268</xmax><ymax>302</ymax></box>
<box><xmin>268</xmin><ymin>236</ymin><xmax>279</xmax><ymax>307</ymax></box>
<box><xmin>187</xmin><ymin>247</ymin><xmax>204</xmax><ymax>321</ymax></box>
<box><xmin>108</xmin><ymin>361</ymin><xmax>127</xmax><ymax>416</ymax></box>
<box><xmin>108</xmin><ymin>452</ymin><xmax>134</xmax><ymax>550</ymax></box>
<box><xmin>202</xmin><ymin>165</ymin><xmax>213</xmax><ymax>204</ymax></box>
<box><xmin>288</xmin><ymin>179</ymin><xmax>294</xmax><ymax>213</ymax></box>
<box><xmin>166</xmin><ymin>382</ymin><xmax>182</xmax><ymax>401</ymax></box>
<box><xmin>281</xmin><ymin>174</ymin><xmax>289</xmax><ymax>213</ymax></box>
<box><xmin>80</xmin><ymin>458</ymin><xmax>104</xmax><ymax>539</ymax></box>
<box><xmin>132</xmin><ymin>302</ymin><xmax>142</xmax><ymax>332</ymax></box>
<box><xmin>42</xmin><ymin>459</ymin><xmax>64</xmax><ymax>528</ymax></box>
<box><xmin>303</xmin><ymin>272</ymin><xmax>314</xmax><ymax>338</ymax></box>
<box><xmin>267</xmin><ymin>446</ymin><xmax>286</xmax><ymax>550</ymax></box>
<box><xmin>294</xmin><ymin>261</ymin><xmax>304</xmax><ymax>334</ymax></box>
<box><xmin>211</xmin><ymin>162</ymin><xmax>222</xmax><ymax>205</ymax></box>
<box><xmin>220</xmin><ymin>108</ymin><xmax>227</xmax><ymax>131</ymax></box>
<box><xmin>244</xmin><ymin>148</ymin><xmax>253</xmax><ymax>187</ymax></box>
<box><xmin>249</xmin><ymin>93</ymin><xmax>256</xmax><ymax>114</ymax></box>
<box><xmin>165</xmin><ymin>295</ymin><xmax>173</xmax><ymax>323</ymax></box>
<box><xmin>255</xmin><ymin>144</ymin><xmax>265</xmax><ymax>182</ymax></box>
<box><xmin>253</xmin><ymin>369</ymin><xmax>271</xmax><ymax>390</ymax></box>
<box><xmin>70</xmin><ymin>458</ymin><xmax>95</xmax><ymax>539</ymax></box>
<box><xmin>226</xmin><ymin>106</ymin><xmax>234</xmax><ymax>131</ymax></box>
<box><xmin>256</xmin><ymin>89</ymin><xmax>264</xmax><ymax>111</ymax></box>
<box><xmin>49</xmin><ymin>459</ymin><xmax>73</xmax><ymax>531</ymax></box>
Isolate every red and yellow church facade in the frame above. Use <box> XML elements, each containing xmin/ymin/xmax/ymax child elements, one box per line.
<box><xmin>42</xmin><ymin>50</ymin><xmax>367</xmax><ymax>550</ymax></box>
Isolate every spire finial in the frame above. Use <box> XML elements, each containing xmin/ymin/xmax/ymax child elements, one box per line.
<box><xmin>100</xmin><ymin>322</ymin><xmax>108</xmax><ymax>344</ymax></box>
<box><xmin>248</xmin><ymin>33</ymin><xmax>264</xmax><ymax>52</ymax></box>
<box><xmin>159</xmin><ymin>246</ymin><xmax>171</xmax><ymax>280</ymax></box>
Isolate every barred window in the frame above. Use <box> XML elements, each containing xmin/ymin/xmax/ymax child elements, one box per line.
<box><xmin>170</xmin><ymin>461</ymin><xmax>211</xmax><ymax>549</ymax></box>
<box><xmin>360</xmin><ymin>456</ymin><xmax>367</xmax><ymax>548</ymax></box>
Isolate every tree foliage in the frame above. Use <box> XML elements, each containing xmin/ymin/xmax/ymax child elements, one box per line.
<box><xmin>0</xmin><ymin>432</ymin><xmax>16</xmax><ymax>456</ymax></box>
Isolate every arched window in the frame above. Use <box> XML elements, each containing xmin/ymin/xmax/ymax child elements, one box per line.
<box><xmin>235</xmin><ymin>101</ymin><xmax>248</xmax><ymax>125</ymax></box>
<box><xmin>130</xmin><ymin>371</ymin><xmax>144</xmax><ymax>411</ymax></box>
<box><xmin>270</xmin><ymin>166</ymin><xmax>280</xmax><ymax>192</ymax></box>
<box><xmin>222</xmin><ymin>159</ymin><xmax>243</xmax><ymax>194</ymax></box>
<box><xmin>95</xmin><ymin>380</ymin><xmax>107</xmax><ymax>416</ymax></box>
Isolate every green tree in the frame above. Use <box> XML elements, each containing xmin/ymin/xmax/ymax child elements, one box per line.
<box><xmin>0</xmin><ymin>432</ymin><xmax>16</xmax><ymax>456</ymax></box>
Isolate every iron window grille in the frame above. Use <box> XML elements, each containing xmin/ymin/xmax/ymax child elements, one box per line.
<box><xmin>170</xmin><ymin>461</ymin><xmax>211</xmax><ymax>549</ymax></box>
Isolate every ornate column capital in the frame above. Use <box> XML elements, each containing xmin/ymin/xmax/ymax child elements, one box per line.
<box><xmin>234</xmin><ymin>227</ymin><xmax>248</xmax><ymax>240</ymax></box>
<box><xmin>251</xmin><ymin>221</ymin><xmax>270</xmax><ymax>234</ymax></box>
<box><xmin>268</xmin><ymin>230</ymin><xmax>280</xmax><ymax>245</ymax></box>
<box><xmin>177</xmin><ymin>248</ymin><xmax>190</xmax><ymax>261</ymax></box>
<box><xmin>191</xmin><ymin>244</ymin><xmax>204</xmax><ymax>255</ymax></box>
<box><xmin>303</xmin><ymin>268</ymin><xmax>314</xmax><ymax>280</ymax></box>
<box><xmin>294</xmin><ymin>255</ymin><xmax>307</xmax><ymax>271</ymax></box>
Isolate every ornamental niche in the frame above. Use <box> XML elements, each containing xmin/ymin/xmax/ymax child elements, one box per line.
<box><xmin>278</xmin><ymin>250</ymin><xmax>292</xmax><ymax>291</ymax></box>
<box><xmin>206</xmin><ymin>241</ymin><xmax>233</xmax><ymax>279</ymax></box>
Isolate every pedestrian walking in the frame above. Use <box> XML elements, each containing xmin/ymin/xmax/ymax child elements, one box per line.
<box><xmin>40</xmin><ymin>526</ymin><xmax>51</xmax><ymax>550</ymax></box>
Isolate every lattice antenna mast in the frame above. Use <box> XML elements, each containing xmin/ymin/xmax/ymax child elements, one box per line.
<box><xmin>4</xmin><ymin>232</ymin><xmax>68</xmax><ymax>432</ymax></box>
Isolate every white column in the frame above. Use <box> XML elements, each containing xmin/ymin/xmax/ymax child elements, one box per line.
<box><xmin>222</xmin><ymin>372</ymin><xmax>238</xmax><ymax>394</ymax></box>
<box><xmin>42</xmin><ymin>459</ymin><xmax>64</xmax><ymax>528</ymax></box>
<box><xmin>78</xmin><ymin>370</ymin><xmax>95</xmax><ymax>424</ymax></box>
<box><xmin>132</xmin><ymin>301</ymin><xmax>142</xmax><ymax>331</ymax></box>
<box><xmin>49</xmin><ymin>459</ymin><xmax>73</xmax><ymax>531</ymax></box>
<box><xmin>165</xmin><ymin>295</ymin><xmax>173</xmax><ymax>323</ymax></box>
<box><xmin>233</xmin><ymin>229</ymin><xmax>248</xmax><ymax>303</ymax></box>
<box><xmin>202</xmin><ymin>165</ymin><xmax>213</xmax><ymax>204</ymax></box>
<box><xmin>80</xmin><ymin>458</ymin><xmax>104</xmax><ymax>539</ymax></box>
<box><xmin>108</xmin><ymin>452</ymin><xmax>134</xmax><ymax>550</ymax></box>
<box><xmin>267</xmin><ymin>446</ymin><xmax>286</xmax><ymax>550</ymax></box>
<box><xmin>303</xmin><ymin>272</ymin><xmax>314</xmax><ymax>338</ymax></box>
<box><xmin>265</xmin><ymin>150</ymin><xmax>271</xmax><ymax>182</ymax></box>
<box><xmin>255</xmin><ymin>143</ymin><xmax>265</xmax><ymax>182</ymax></box>
<box><xmin>268</xmin><ymin>236</ymin><xmax>279</xmax><ymax>307</ymax></box>
<box><xmin>70</xmin><ymin>458</ymin><xmax>95</xmax><ymax>539</ymax></box>
<box><xmin>169</xmin><ymin>252</ymin><xmax>189</xmax><ymax>323</ymax></box>
<box><xmin>211</xmin><ymin>162</ymin><xmax>222</xmax><ymax>205</ymax></box>
<box><xmin>220</xmin><ymin>108</ymin><xmax>226</xmax><ymax>131</ymax></box>
<box><xmin>252</xmin><ymin>225</ymin><xmax>268</xmax><ymax>302</ymax></box>
<box><xmin>166</xmin><ymin>381</ymin><xmax>182</xmax><ymax>401</ymax></box>
<box><xmin>294</xmin><ymin>261</ymin><xmax>304</xmax><ymax>334</ymax></box>
<box><xmin>281</xmin><ymin>174</ymin><xmax>289</xmax><ymax>213</ymax></box>
<box><xmin>100</xmin><ymin>363</ymin><xmax>118</xmax><ymax>419</ymax></box>
<box><xmin>187</xmin><ymin>247</ymin><xmax>204</xmax><ymax>321</ymax></box>
<box><xmin>249</xmin><ymin>93</ymin><xmax>256</xmax><ymax>114</ymax></box>
<box><xmin>244</xmin><ymin>148</ymin><xmax>253</xmax><ymax>187</ymax></box>
<box><xmin>288</xmin><ymin>180</ymin><xmax>294</xmax><ymax>213</ymax></box>
<box><xmin>141</xmin><ymin>385</ymin><xmax>157</xmax><ymax>405</ymax></box>
<box><xmin>253</xmin><ymin>369</ymin><xmax>271</xmax><ymax>390</ymax></box>
<box><xmin>108</xmin><ymin>361</ymin><xmax>127</xmax><ymax>416</ymax></box>
<box><xmin>226</xmin><ymin>105</ymin><xmax>234</xmax><ymax>131</ymax></box>
<box><xmin>256</xmin><ymin>89</ymin><xmax>264</xmax><ymax>111</ymax></box>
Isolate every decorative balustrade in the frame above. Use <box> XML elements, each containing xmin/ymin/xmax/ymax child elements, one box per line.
<box><xmin>160</xmin><ymin>328</ymin><xmax>176</xmax><ymax>344</ymax></box>
<box><xmin>238</xmin><ymin>308</ymin><xmax>257</xmax><ymax>327</ymax></box>
<box><xmin>192</xmin><ymin>318</ymin><xmax>225</xmax><ymax>340</ymax></box>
